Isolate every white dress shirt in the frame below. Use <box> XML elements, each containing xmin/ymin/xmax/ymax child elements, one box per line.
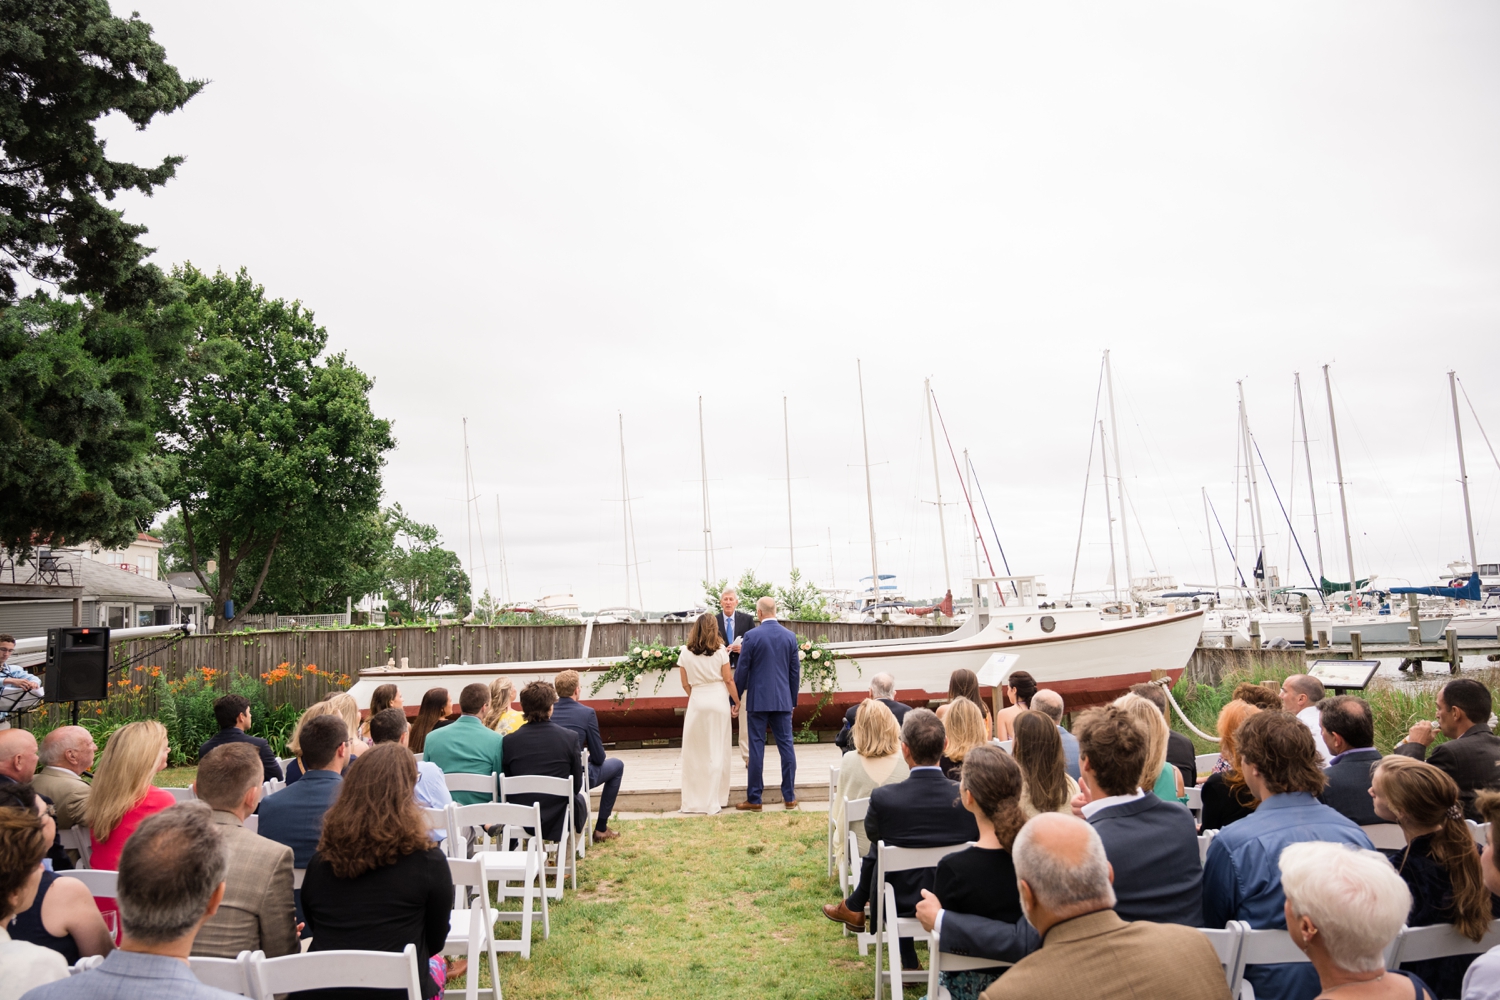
<box><xmin>1297</xmin><ymin>705</ymin><xmax>1332</xmax><ymax>764</ymax></box>
<box><xmin>1080</xmin><ymin>788</ymin><xmax>1145</xmax><ymax>820</ymax></box>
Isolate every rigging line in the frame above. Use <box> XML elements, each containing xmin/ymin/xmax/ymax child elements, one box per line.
<box><xmin>1206</xmin><ymin>491</ymin><xmax>1263</xmax><ymax>608</ymax></box>
<box><xmin>928</xmin><ymin>389</ymin><xmax>1002</xmax><ymax>604</ymax></box>
<box><xmin>1069</xmin><ymin>361</ymin><xmax>1107</xmax><ymax>602</ymax></box>
<box><xmin>1458</xmin><ymin>377</ymin><xmax>1500</xmax><ymax>477</ymax></box>
<box><xmin>965</xmin><ymin>455</ymin><xmax>1018</xmax><ymax>597</ymax></box>
<box><xmin>1252</xmin><ymin>437</ymin><xmax>1328</xmax><ymax>609</ymax></box>
<box><xmin>1331</xmin><ymin>377</ymin><xmax>1425</xmax><ymax>575</ymax></box>
<box><xmin>1114</xmin><ymin>369</ymin><xmax>1189</xmax><ymax>579</ymax></box>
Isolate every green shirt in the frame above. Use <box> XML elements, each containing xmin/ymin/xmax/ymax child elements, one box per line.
<box><xmin>421</xmin><ymin>715</ymin><xmax>504</xmax><ymax>805</ymax></box>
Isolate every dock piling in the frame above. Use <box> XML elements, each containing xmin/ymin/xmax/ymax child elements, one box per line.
<box><xmin>1447</xmin><ymin>627</ymin><xmax>1459</xmax><ymax>674</ymax></box>
<box><xmin>1350</xmin><ymin>631</ymin><xmax>1362</xmax><ymax>660</ymax></box>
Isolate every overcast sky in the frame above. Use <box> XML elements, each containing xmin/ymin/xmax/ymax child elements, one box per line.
<box><xmin>103</xmin><ymin>3</ymin><xmax>1500</xmax><ymax>611</ymax></box>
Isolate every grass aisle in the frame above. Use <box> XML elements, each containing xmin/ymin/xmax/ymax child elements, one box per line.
<box><xmin>482</xmin><ymin>812</ymin><xmax>869</xmax><ymax>1000</ymax></box>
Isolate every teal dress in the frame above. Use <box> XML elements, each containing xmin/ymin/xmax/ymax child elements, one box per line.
<box><xmin>1151</xmin><ymin>761</ymin><xmax>1187</xmax><ymax>804</ymax></box>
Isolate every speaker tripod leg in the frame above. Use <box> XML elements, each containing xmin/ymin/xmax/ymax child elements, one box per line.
<box><xmin>70</xmin><ymin>701</ymin><xmax>78</xmax><ymax>725</ymax></box>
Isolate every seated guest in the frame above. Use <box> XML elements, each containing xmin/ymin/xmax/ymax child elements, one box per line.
<box><xmin>197</xmin><ymin>694</ymin><xmax>281</xmax><ymax>782</ymax></box>
<box><xmin>1395</xmin><ymin>678</ymin><xmax>1500</xmax><ymax>821</ymax></box>
<box><xmin>1209</xmin><ymin>682</ymin><xmax>1283</xmax><ymax>773</ymax></box>
<box><xmin>1281</xmin><ymin>673</ymin><xmax>1332</xmax><ymax>763</ymax></box>
<box><xmin>1199</xmin><ymin>699</ymin><xmax>1261</xmax><ymax>832</ymax></box>
<box><xmin>1204</xmin><ymin>710</ymin><xmax>1373</xmax><ymax>1000</ymax></box>
<box><xmin>301</xmin><ymin>743</ymin><xmax>455</xmax><ymax>999</ymax></box>
<box><xmin>940</xmin><ymin>697</ymin><xmax>989</xmax><ymax>781</ymax></box>
<box><xmin>422</xmin><ymin>682</ymin><xmax>506</xmax><ymax>806</ymax></box>
<box><xmin>501</xmin><ymin>681</ymin><xmax>587</xmax><ymax>844</ymax></box>
<box><xmin>1029</xmin><ymin>689</ymin><xmax>1079</xmax><ymax>780</ymax></box>
<box><xmin>86</xmin><ymin>721</ymin><xmax>175</xmax><ymax>871</ymax></box>
<box><xmin>31</xmin><ymin>726</ymin><xmax>96</xmax><ymax>833</ymax></box>
<box><xmin>552</xmin><ymin>669</ymin><xmax>625</xmax><ymax>843</ymax></box>
<box><xmin>0</xmin><ymin>731</ymin><xmax>69</xmax><ymax>872</ymax></box>
<box><xmin>1370</xmin><ymin>756</ymin><xmax>1496</xmax><ymax>997</ymax></box>
<box><xmin>822</xmin><ymin>709</ymin><xmax>980</xmax><ymax>971</ymax></box>
<box><xmin>990</xmin><ymin>670</ymin><xmax>1033</xmax><ymax>742</ymax></box>
<box><xmin>257</xmin><ymin>715</ymin><xmax>350</xmax><ymax>868</ymax></box>
<box><xmin>1074</xmin><ymin>704</ymin><xmax>1202</xmax><ymax>925</ymax></box>
<box><xmin>916</xmin><ymin>745</ymin><xmax>1025</xmax><ymax>1000</ymax></box>
<box><xmin>834</xmin><ymin>700</ymin><xmax>910</xmax><ymax>857</ymax></box>
<box><xmin>368</xmin><ymin>708</ymin><xmax>452</xmax><ymax>841</ymax></box>
<box><xmin>283</xmin><ymin>700</ymin><xmax>364</xmax><ymax>785</ymax></box>
<box><xmin>358</xmin><ymin>684</ymin><xmax>402</xmax><ymax>740</ymax></box>
<box><xmin>975</xmin><ymin>813</ymin><xmax>1231</xmax><ymax>1000</ymax></box>
<box><xmin>938</xmin><ymin>668</ymin><xmax>997</xmax><ymax>739</ymax></box>
<box><xmin>1113</xmin><ymin>693</ymin><xmax>1184</xmax><ymax>802</ymax></box>
<box><xmin>0</xmin><ymin>794</ymin><xmax>70</xmax><ymax>996</ymax></box>
<box><xmin>325</xmin><ymin>693</ymin><xmax>370</xmax><ymax>751</ymax></box>
<box><xmin>1129</xmin><ymin>683</ymin><xmax>1197</xmax><ymax>788</ymax></box>
<box><xmin>482</xmin><ymin>678</ymin><xmax>525</xmax><ymax>736</ymax></box>
<box><xmin>407</xmin><ymin>687</ymin><xmax>453</xmax><ymax>756</ymax></box>
<box><xmin>3</xmin><ymin>784</ymin><xmax>112</xmax><ymax>965</ymax></box>
<box><xmin>189</xmin><ymin>744</ymin><xmax>297</xmax><ymax>959</ymax></box>
<box><xmin>1012</xmin><ymin>710</ymin><xmax>1078</xmax><ymax>819</ymax></box>
<box><xmin>1281</xmin><ymin>841</ymin><xmax>1437</xmax><ymax>1000</ymax></box>
<box><xmin>1319</xmin><ymin>695</ymin><xmax>1382</xmax><ymax>825</ymax></box>
<box><xmin>835</xmin><ymin>673</ymin><xmax>911</xmax><ymax>751</ymax></box>
<box><xmin>24</xmin><ymin>803</ymin><xmax>240</xmax><ymax>1000</ymax></box>
<box><xmin>1465</xmin><ymin>791</ymin><xmax>1500</xmax><ymax>998</ymax></box>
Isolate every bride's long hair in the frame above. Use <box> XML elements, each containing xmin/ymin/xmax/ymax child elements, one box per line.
<box><xmin>686</xmin><ymin>613</ymin><xmax>725</xmax><ymax>656</ymax></box>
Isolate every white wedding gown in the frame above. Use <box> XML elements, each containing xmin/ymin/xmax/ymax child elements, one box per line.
<box><xmin>678</xmin><ymin>646</ymin><xmax>733</xmax><ymax>814</ymax></box>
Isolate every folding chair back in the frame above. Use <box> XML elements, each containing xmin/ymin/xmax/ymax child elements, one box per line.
<box><xmin>455</xmin><ymin>800</ymin><xmax>550</xmax><ymax>955</ymax></box>
<box><xmin>1197</xmin><ymin>922</ymin><xmax>1246</xmax><ymax>994</ymax></box>
<box><xmin>165</xmin><ymin>786</ymin><xmax>196</xmax><ymax>803</ymax></box>
<box><xmin>1386</xmin><ymin>922</ymin><xmax>1500</xmax><ymax>968</ymax></box>
<box><xmin>190</xmin><ymin>950</ymin><xmax>257</xmax><ymax>996</ymax></box>
<box><xmin>1360</xmin><ymin>823</ymin><xmax>1407</xmax><ymax>850</ymax></box>
<box><xmin>500</xmin><ymin>773</ymin><xmax>578</xmax><ymax>894</ymax></box>
<box><xmin>58</xmin><ymin>869</ymin><xmax>116</xmax><ymax>898</ymax></box>
<box><xmin>57</xmin><ymin>826</ymin><xmax>92</xmax><ymax>868</ymax></box>
<box><xmin>873</xmin><ymin>841</ymin><xmax>970</xmax><ymax>1000</ymax></box>
<box><xmin>250</xmin><ymin>944</ymin><xmax>423</xmax><ymax>1000</ymax></box>
<box><xmin>261</xmin><ymin>779</ymin><xmax>284</xmax><ymax>798</ymax></box>
<box><xmin>1196</xmin><ymin>753</ymin><xmax>1219</xmax><ymax>777</ymax></box>
<box><xmin>276</xmin><ymin>756</ymin><xmax>296</xmax><ymax>777</ymax></box>
<box><xmin>445</xmin><ymin>857</ymin><xmax>501</xmax><ymax>1000</ymax></box>
<box><xmin>576</xmin><ymin>748</ymin><xmax>591</xmax><ymax>862</ymax></box>
<box><xmin>242</xmin><ymin>814</ymin><xmax>259</xmax><ymax>834</ymax></box>
<box><xmin>292</xmin><ymin>868</ymin><xmax>306</xmax><ymax>890</ymax></box>
<box><xmin>1197</xmin><ymin>830</ymin><xmax>1217</xmax><ymax>864</ymax></box>
<box><xmin>1231</xmin><ymin>928</ymin><xmax>1311</xmax><ymax>998</ymax></box>
<box><xmin>839</xmin><ymin>797</ymin><xmax>871</xmax><ymax>898</ymax></box>
<box><xmin>444</xmin><ymin>772</ymin><xmax>499</xmax><ymax>801</ymax></box>
<box><xmin>996</xmin><ymin>739</ymin><xmax>1013</xmax><ymax>753</ymax></box>
<box><xmin>1468</xmin><ymin>819</ymin><xmax>1489</xmax><ymax>846</ymax></box>
<box><xmin>826</xmin><ymin>765</ymin><xmax>841</xmax><ymax>876</ymax></box>
<box><xmin>422</xmin><ymin>806</ymin><xmax>456</xmax><ymax>857</ymax></box>
<box><xmin>1184</xmin><ymin>785</ymin><xmax>1203</xmax><ymax>822</ymax></box>
<box><xmin>69</xmin><ymin>955</ymin><xmax>105</xmax><ymax>975</ymax></box>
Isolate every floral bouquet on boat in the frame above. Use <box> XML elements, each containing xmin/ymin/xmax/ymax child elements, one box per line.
<box><xmin>794</xmin><ymin>635</ymin><xmax>854</xmax><ymax>742</ymax></box>
<box><xmin>590</xmin><ymin>640</ymin><xmax>684</xmax><ymax>705</ymax></box>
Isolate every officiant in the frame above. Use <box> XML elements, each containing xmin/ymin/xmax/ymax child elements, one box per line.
<box><xmin>715</xmin><ymin>589</ymin><xmax>757</xmax><ymax>763</ymax></box>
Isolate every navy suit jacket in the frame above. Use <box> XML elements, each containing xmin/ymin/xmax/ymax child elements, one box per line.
<box><xmin>257</xmin><ymin>769</ymin><xmax>342</xmax><ymax>868</ymax></box>
<box><xmin>502</xmin><ymin>719</ymin><xmax>585</xmax><ymax>843</ymax></box>
<box><xmin>551</xmin><ymin>697</ymin><xmax>605</xmax><ymax>768</ymax></box>
<box><xmin>858</xmin><ymin>767</ymin><xmax>980</xmax><ymax>914</ymax></box>
<box><xmin>1319</xmin><ymin>747</ymin><xmax>1382</xmax><ymax>826</ymax></box>
<box><xmin>715</xmin><ymin>609</ymin><xmax>757</xmax><ymax>667</ymax></box>
<box><xmin>1086</xmin><ymin>793</ymin><xmax>1203</xmax><ymax>926</ymax></box>
<box><xmin>734</xmin><ymin>618</ymin><xmax>800</xmax><ymax>714</ymax></box>
<box><xmin>200</xmin><ymin>727</ymin><xmax>283</xmax><ymax>782</ymax></box>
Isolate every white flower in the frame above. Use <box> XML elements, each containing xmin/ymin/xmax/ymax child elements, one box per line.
<box><xmin>812</xmin><ymin>650</ymin><xmax>821</xmax><ymax>659</ymax></box>
<box><xmin>632</xmin><ymin>647</ymin><xmax>641</xmax><ymax>655</ymax></box>
<box><xmin>801</xmin><ymin>642</ymin><xmax>811</xmax><ymax>650</ymax></box>
<box><xmin>797</xmin><ymin>650</ymin><xmax>805</xmax><ymax>660</ymax></box>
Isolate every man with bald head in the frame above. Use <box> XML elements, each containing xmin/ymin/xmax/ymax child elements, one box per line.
<box><xmin>1280</xmin><ymin>673</ymin><xmax>1331</xmax><ymax>763</ymax></box>
<box><xmin>32</xmin><ymin>726</ymin><xmax>96</xmax><ymax>831</ymax></box>
<box><xmin>732</xmin><ymin>596</ymin><xmax>802</xmax><ymax>810</ymax></box>
<box><xmin>978</xmin><ymin>814</ymin><xmax>1230</xmax><ymax>1000</ymax></box>
<box><xmin>0</xmin><ymin>726</ymin><xmax>38</xmax><ymax>785</ymax></box>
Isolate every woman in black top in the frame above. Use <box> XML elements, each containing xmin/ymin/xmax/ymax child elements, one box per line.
<box><xmin>928</xmin><ymin>745</ymin><xmax>1027</xmax><ymax>1000</ymax></box>
<box><xmin>1371</xmin><ymin>756</ymin><xmax>1497</xmax><ymax>999</ymax></box>
<box><xmin>1199</xmin><ymin>699</ymin><xmax>1261</xmax><ymax>831</ymax></box>
<box><xmin>298</xmin><ymin>743</ymin><xmax>454</xmax><ymax>1000</ymax></box>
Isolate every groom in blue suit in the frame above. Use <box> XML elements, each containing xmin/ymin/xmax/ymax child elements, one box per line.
<box><xmin>733</xmin><ymin>595</ymin><xmax>801</xmax><ymax>810</ymax></box>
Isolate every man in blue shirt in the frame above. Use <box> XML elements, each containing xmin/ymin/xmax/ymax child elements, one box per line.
<box><xmin>0</xmin><ymin>632</ymin><xmax>42</xmax><ymax>726</ymax></box>
<box><xmin>551</xmin><ymin>669</ymin><xmax>624</xmax><ymax>842</ymax></box>
<box><xmin>258</xmin><ymin>715</ymin><xmax>349</xmax><ymax>868</ymax></box>
<box><xmin>1203</xmin><ymin>710</ymin><xmax>1372</xmax><ymax>1000</ymax></box>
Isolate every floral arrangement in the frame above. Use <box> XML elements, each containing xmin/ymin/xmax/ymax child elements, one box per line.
<box><xmin>590</xmin><ymin>640</ymin><xmax>684</xmax><ymax>704</ymax></box>
<box><xmin>794</xmin><ymin>635</ymin><xmax>851</xmax><ymax>741</ymax></box>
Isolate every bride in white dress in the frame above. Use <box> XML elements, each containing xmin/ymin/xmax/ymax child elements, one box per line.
<box><xmin>677</xmin><ymin>612</ymin><xmax>741</xmax><ymax>814</ymax></box>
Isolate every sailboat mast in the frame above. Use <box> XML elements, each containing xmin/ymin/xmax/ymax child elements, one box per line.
<box><xmin>1450</xmin><ymin>370</ymin><xmax>1479</xmax><ymax>574</ymax></box>
<box><xmin>698</xmin><ymin>397</ymin><xmax>715</xmax><ymax>585</ymax></box>
<box><xmin>1237</xmin><ymin>382</ymin><xmax>1268</xmax><ymax>600</ymax></box>
<box><xmin>857</xmin><ymin>361</ymin><xmax>880</xmax><ymax>611</ymax></box>
<box><xmin>1100</xmin><ymin>419</ymin><xmax>1119</xmax><ymax>602</ymax></box>
<box><xmin>619</xmin><ymin>413</ymin><xmax>631</xmax><ymax>608</ymax></box>
<box><xmin>1103</xmin><ymin>351</ymin><xmax>1133</xmax><ymax>604</ymax></box>
<box><xmin>461</xmin><ymin>417</ymin><xmax>491</xmax><ymax>604</ymax></box>
<box><xmin>494</xmin><ymin>496</ymin><xmax>511</xmax><ymax>603</ymax></box>
<box><xmin>965</xmin><ymin>448</ymin><xmax>982</xmax><ymax>578</ymax></box>
<box><xmin>1294</xmin><ymin>372</ymin><xmax>1326</xmax><ymax>585</ymax></box>
<box><xmin>925</xmin><ymin>379</ymin><xmax>952</xmax><ymax>595</ymax></box>
<box><xmin>1323</xmin><ymin>365</ymin><xmax>1357</xmax><ymax>605</ymax></box>
<box><xmin>1202</xmin><ymin>487</ymin><xmax>1220</xmax><ymax>596</ymax></box>
<box><xmin>784</xmin><ymin>396</ymin><xmax>795</xmax><ymax>576</ymax></box>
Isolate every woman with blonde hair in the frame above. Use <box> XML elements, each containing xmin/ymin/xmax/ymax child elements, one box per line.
<box><xmin>482</xmin><ymin>677</ymin><xmax>524</xmax><ymax>735</ymax></box>
<box><xmin>936</xmin><ymin>668</ymin><xmax>995</xmax><ymax>739</ymax></box>
<box><xmin>1113</xmin><ymin>692</ymin><xmax>1184</xmax><ymax>802</ymax></box>
<box><xmin>939</xmin><ymin>697</ymin><xmax>989</xmax><ymax>781</ymax></box>
<box><xmin>85</xmin><ymin>720</ymin><xmax>173</xmax><ymax>872</ymax></box>
<box><xmin>677</xmin><ymin>612</ymin><xmax>739</xmax><ymax>814</ymax></box>
<box><xmin>834</xmin><ymin>699</ymin><xmax>910</xmax><ymax>856</ymax></box>
<box><xmin>284</xmin><ymin>698</ymin><xmax>366</xmax><ymax>784</ymax></box>
<box><xmin>1012</xmin><ymin>709</ymin><xmax>1078</xmax><ymax>818</ymax></box>
<box><xmin>1199</xmin><ymin>699</ymin><xmax>1261</xmax><ymax>831</ymax></box>
<box><xmin>324</xmin><ymin>692</ymin><xmax>368</xmax><ymax>748</ymax></box>
<box><xmin>1370</xmin><ymin>755</ymin><xmax>1495</xmax><ymax>997</ymax></box>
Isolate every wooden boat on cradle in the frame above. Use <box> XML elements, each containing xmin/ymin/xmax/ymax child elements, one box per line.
<box><xmin>349</xmin><ymin>577</ymin><xmax>1205</xmax><ymax>742</ymax></box>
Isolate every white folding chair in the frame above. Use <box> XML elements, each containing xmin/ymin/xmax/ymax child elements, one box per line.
<box><xmin>452</xmin><ymin>801</ymin><xmax>550</xmax><ymax>956</ymax></box>
<box><xmin>1198</xmin><ymin>922</ymin><xmax>1249</xmax><ymax>999</ymax></box>
<box><xmin>242</xmin><ymin>814</ymin><xmax>259</xmax><ymax>834</ymax></box>
<box><xmin>873</xmin><ymin>841</ymin><xmax>970</xmax><ymax>1000</ymax></box>
<box><xmin>1386</xmin><ymin>922</ymin><xmax>1500</xmax><ymax>969</ymax></box>
<box><xmin>1231</xmin><ymin>929</ymin><xmax>1313</xmax><ymax>1000</ymax></box>
<box><xmin>444</xmin><ymin>857</ymin><xmax>502</xmax><ymax>1000</ymax></box>
<box><xmin>190</xmin><ymin>950</ymin><xmax>258</xmax><ymax>995</ymax></box>
<box><xmin>260</xmin><ymin>779</ymin><xmax>284</xmax><ymax>798</ymax></box>
<box><xmin>58</xmin><ymin>826</ymin><xmax>92</xmax><ymax>868</ymax></box>
<box><xmin>276</xmin><ymin>756</ymin><xmax>296</xmax><ymax>778</ymax></box>
<box><xmin>1184</xmin><ymin>785</ymin><xmax>1203</xmax><ymax>823</ymax></box>
<box><xmin>1468</xmin><ymin>819</ymin><xmax>1490</xmax><ymax>846</ymax></box>
<box><xmin>840</xmin><ymin>797</ymin><xmax>875</xmax><ymax>954</ymax></box>
<box><xmin>1361</xmin><ymin>823</ymin><xmax>1407</xmax><ymax>850</ymax></box>
<box><xmin>826</xmin><ymin>765</ymin><xmax>841</xmax><ymax>876</ymax></box>
<box><xmin>1197</xmin><ymin>830</ymin><xmax>1218</xmax><ymax>864</ymax></box>
<box><xmin>924</xmin><ymin>933</ymin><xmax>1011</xmax><ymax>1000</ymax></box>
<box><xmin>500</xmin><ymin>774</ymin><xmax>577</xmax><ymax>896</ymax></box>
<box><xmin>1196</xmin><ymin>753</ymin><xmax>1220</xmax><ymax>777</ymax></box>
<box><xmin>576</xmin><ymin>749</ymin><xmax>591</xmax><ymax>863</ymax></box>
<box><xmin>423</xmin><ymin>806</ymin><xmax>459</xmax><ymax>858</ymax></box>
<box><xmin>249</xmin><ymin>943</ymin><xmax>424</xmax><ymax>1000</ymax></box>
<box><xmin>165</xmin><ymin>786</ymin><xmax>196</xmax><ymax>803</ymax></box>
<box><xmin>68</xmin><ymin>955</ymin><xmax>105</xmax><ymax>975</ymax></box>
<box><xmin>996</xmin><ymin>740</ymin><xmax>1013</xmax><ymax>753</ymax></box>
<box><xmin>58</xmin><ymin>869</ymin><xmax>117</xmax><ymax>899</ymax></box>
<box><xmin>292</xmin><ymin>868</ymin><xmax>306</xmax><ymax>890</ymax></box>
<box><xmin>445</xmin><ymin>772</ymin><xmax>499</xmax><ymax>802</ymax></box>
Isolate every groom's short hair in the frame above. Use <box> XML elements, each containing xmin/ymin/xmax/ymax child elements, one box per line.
<box><xmin>900</xmin><ymin>709</ymin><xmax>946</xmax><ymax>766</ymax></box>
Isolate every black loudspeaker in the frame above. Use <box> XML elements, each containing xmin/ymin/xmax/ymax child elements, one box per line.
<box><xmin>43</xmin><ymin>627</ymin><xmax>111</xmax><ymax>703</ymax></box>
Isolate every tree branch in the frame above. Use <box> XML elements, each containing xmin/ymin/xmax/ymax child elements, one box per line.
<box><xmin>241</xmin><ymin>525</ymin><xmax>284</xmax><ymax>616</ymax></box>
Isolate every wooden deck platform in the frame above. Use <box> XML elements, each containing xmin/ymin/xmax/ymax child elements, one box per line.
<box><xmin>590</xmin><ymin>742</ymin><xmax>844</xmax><ymax>815</ymax></box>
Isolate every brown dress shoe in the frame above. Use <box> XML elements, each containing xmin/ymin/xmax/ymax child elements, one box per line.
<box><xmin>783</xmin><ymin>799</ymin><xmax>799</xmax><ymax>810</ymax></box>
<box><xmin>446</xmin><ymin>958</ymin><xmax>469</xmax><ymax>981</ymax></box>
<box><xmin>734</xmin><ymin>801</ymin><xmax>763</xmax><ymax>811</ymax></box>
<box><xmin>592</xmin><ymin>828</ymin><xmax>621</xmax><ymax>843</ymax></box>
<box><xmin>822</xmin><ymin>901</ymin><xmax>865</xmax><ymax>931</ymax></box>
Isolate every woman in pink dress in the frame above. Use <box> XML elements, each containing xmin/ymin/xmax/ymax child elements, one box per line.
<box><xmin>86</xmin><ymin>720</ymin><xmax>174</xmax><ymax>873</ymax></box>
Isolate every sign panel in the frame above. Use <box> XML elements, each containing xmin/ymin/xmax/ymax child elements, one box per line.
<box><xmin>1307</xmin><ymin>659</ymin><xmax>1381</xmax><ymax>690</ymax></box>
<box><xmin>976</xmin><ymin>652</ymin><xmax>1022</xmax><ymax>688</ymax></box>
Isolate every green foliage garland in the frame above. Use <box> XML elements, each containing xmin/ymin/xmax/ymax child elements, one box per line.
<box><xmin>591</xmin><ymin>640</ymin><xmax>682</xmax><ymax>705</ymax></box>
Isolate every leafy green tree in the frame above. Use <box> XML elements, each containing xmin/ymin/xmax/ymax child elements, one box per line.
<box><xmin>702</xmin><ymin>570</ymin><xmax>776</xmax><ymax>614</ymax></box>
<box><xmin>0</xmin><ymin>2</ymin><xmax>203</xmax><ymax>307</ymax></box>
<box><xmin>775</xmin><ymin>568</ymin><xmax>834</xmax><ymax>621</ymax></box>
<box><xmin>0</xmin><ymin>292</ymin><xmax>185</xmax><ymax>554</ymax></box>
<box><xmin>384</xmin><ymin>506</ymin><xmax>470</xmax><ymax>620</ymax></box>
<box><xmin>158</xmin><ymin>265</ymin><xmax>393</xmax><ymax>628</ymax></box>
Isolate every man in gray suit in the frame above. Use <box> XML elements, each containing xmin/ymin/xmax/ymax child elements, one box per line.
<box><xmin>1317</xmin><ymin>696</ymin><xmax>1381</xmax><ymax>826</ymax></box>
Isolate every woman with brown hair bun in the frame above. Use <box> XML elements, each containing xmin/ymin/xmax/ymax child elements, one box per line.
<box><xmin>677</xmin><ymin>612</ymin><xmax>739</xmax><ymax>814</ymax></box>
<box><xmin>1370</xmin><ymin>755</ymin><xmax>1497</xmax><ymax>997</ymax></box>
<box><xmin>936</xmin><ymin>667</ymin><xmax>995</xmax><ymax>739</ymax></box>
<box><xmin>301</xmin><ymin>742</ymin><xmax>455</xmax><ymax>998</ymax></box>
<box><xmin>407</xmin><ymin>688</ymin><xmax>451</xmax><ymax>755</ymax></box>
<box><xmin>1012</xmin><ymin>709</ymin><xmax>1079</xmax><ymax>818</ymax></box>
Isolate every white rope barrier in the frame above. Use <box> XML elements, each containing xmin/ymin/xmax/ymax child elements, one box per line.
<box><xmin>1150</xmin><ymin>677</ymin><xmax>1220</xmax><ymax>743</ymax></box>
